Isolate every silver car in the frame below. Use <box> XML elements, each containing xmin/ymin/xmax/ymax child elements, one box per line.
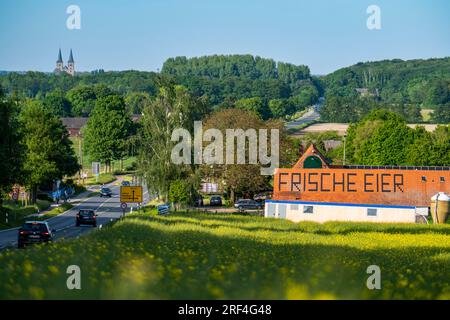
<box><xmin>234</xmin><ymin>199</ymin><xmax>263</xmax><ymax>211</ymax></box>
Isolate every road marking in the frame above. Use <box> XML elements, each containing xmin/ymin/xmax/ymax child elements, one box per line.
<box><xmin>0</xmin><ymin>182</ymin><xmax>141</xmax><ymax>250</ymax></box>
<box><xmin>56</xmin><ymin>190</ymin><xmax>117</xmax><ymax>231</ymax></box>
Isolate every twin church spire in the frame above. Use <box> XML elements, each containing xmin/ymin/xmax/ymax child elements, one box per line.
<box><xmin>55</xmin><ymin>48</ymin><xmax>75</xmax><ymax>76</ymax></box>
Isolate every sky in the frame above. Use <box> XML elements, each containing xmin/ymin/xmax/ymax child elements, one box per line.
<box><xmin>0</xmin><ymin>0</ymin><xmax>449</xmax><ymax>75</ymax></box>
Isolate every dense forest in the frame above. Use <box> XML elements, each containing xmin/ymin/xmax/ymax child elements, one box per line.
<box><xmin>0</xmin><ymin>55</ymin><xmax>449</xmax><ymax>123</ymax></box>
<box><xmin>321</xmin><ymin>57</ymin><xmax>450</xmax><ymax>123</ymax></box>
<box><xmin>0</xmin><ymin>55</ymin><xmax>321</xmax><ymax>119</ymax></box>
<box><xmin>0</xmin><ymin>70</ymin><xmax>159</xmax><ymax>98</ymax></box>
<box><xmin>162</xmin><ymin>55</ymin><xmax>310</xmax><ymax>82</ymax></box>
<box><xmin>161</xmin><ymin>55</ymin><xmax>321</xmax><ymax>117</ymax></box>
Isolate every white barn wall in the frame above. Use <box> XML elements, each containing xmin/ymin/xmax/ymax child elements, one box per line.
<box><xmin>265</xmin><ymin>200</ymin><xmax>417</xmax><ymax>223</ymax></box>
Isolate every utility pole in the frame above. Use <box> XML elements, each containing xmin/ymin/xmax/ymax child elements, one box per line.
<box><xmin>76</xmin><ymin>133</ymin><xmax>83</xmax><ymax>184</ymax></box>
<box><xmin>78</xmin><ymin>133</ymin><xmax>83</xmax><ymax>169</ymax></box>
<box><xmin>343</xmin><ymin>134</ymin><xmax>347</xmax><ymax>166</ymax></box>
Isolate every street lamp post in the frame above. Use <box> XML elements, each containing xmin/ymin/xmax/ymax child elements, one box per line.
<box><xmin>343</xmin><ymin>134</ymin><xmax>347</xmax><ymax>166</ymax></box>
<box><xmin>77</xmin><ymin>132</ymin><xmax>83</xmax><ymax>184</ymax></box>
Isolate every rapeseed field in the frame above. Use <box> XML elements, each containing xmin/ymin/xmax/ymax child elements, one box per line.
<box><xmin>0</xmin><ymin>212</ymin><xmax>448</xmax><ymax>299</ymax></box>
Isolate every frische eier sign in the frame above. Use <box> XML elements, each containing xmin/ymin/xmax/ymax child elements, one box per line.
<box><xmin>277</xmin><ymin>171</ymin><xmax>405</xmax><ymax>193</ymax></box>
<box><xmin>273</xmin><ymin>168</ymin><xmax>450</xmax><ymax>207</ymax></box>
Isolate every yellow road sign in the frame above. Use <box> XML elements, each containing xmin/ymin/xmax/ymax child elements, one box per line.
<box><xmin>120</xmin><ymin>186</ymin><xmax>143</xmax><ymax>203</ymax></box>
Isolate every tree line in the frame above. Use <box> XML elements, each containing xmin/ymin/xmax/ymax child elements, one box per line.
<box><xmin>0</xmin><ymin>70</ymin><xmax>158</xmax><ymax>98</ymax></box>
<box><xmin>320</xmin><ymin>96</ymin><xmax>423</xmax><ymax>123</ymax></box>
<box><xmin>341</xmin><ymin>110</ymin><xmax>450</xmax><ymax>166</ymax></box>
<box><xmin>135</xmin><ymin>78</ymin><xmax>299</xmax><ymax>204</ymax></box>
<box><xmin>322</xmin><ymin>57</ymin><xmax>450</xmax><ymax>123</ymax></box>
<box><xmin>2</xmin><ymin>55</ymin><xmax>449</xmax><ymax>123</ymax></box>
<box><xmin>0</xmin><ymin>89</ymin><xmax>79</xmax><ymax>208</ymax></box>
<box><xmin>162</xmin><ymin>55</ymin><xmax>321</xmax><ymax>117</ymax></box>
<box><xmin>2</xmin><ymin>77</ymin><xmax>449</xmax><ymax>209</ymax></box>
<box><xmin>0</xmin><ymin>55</ymin><xmax>322</xmax><ymax>120</ymax></box>
<box><xmin>161</xmin><ymin>55</ymin><xmax>311</xmax><ymax>82</ymax></box>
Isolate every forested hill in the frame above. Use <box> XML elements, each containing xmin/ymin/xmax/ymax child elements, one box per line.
<box><xmin>324</xmin><ymin>57</ymin><xmax>450</xmax><ymax>105</ymax></box>
<box><xmin>162</xmin><ymin>55</ymin><xmax>311</xmax><ymax>82</ymax></box>
<box><xmin>0</xmin><ymin>55</ymin><xmax>321</xmax><ymax>119</ymax></box>
<box><xmin>160</xmin><ymin>54</ymin><xmax>321</xmax><ymax>113</ymax></box>
<box><xmin>1</xmin><ymin>55</ymin><xmax>449</xmax><ymax>122</ymax></box>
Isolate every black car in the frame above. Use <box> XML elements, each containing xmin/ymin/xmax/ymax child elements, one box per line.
<box><xmin>76</xmin><ymin>209</ymin><xmax>97</xmax><ymax>227</ymax></box>
<box><xmin>18</xmin><ymin>221</ymin><xmax>55</xmax><ymax>248</ymax></box>
<box><xmin>100</xmin><ymin>187</ymin><xmax>112</xmax><ymax>198</ymax></box>
<box><xmin>194</xmin><ymin>195</ymin><xmax>204</xmax><ymax>207</ymax></box>
<box><xmin>210</xmin><ymin>196</ymin><xmax>222</xmax><ymax>206</ymax></box>
<box><xmin>121</xmin><ymin>181</ymin><xmax>131</xmax><ymax>186</ymax></box>
<box><xmin>234</xmin><ymin>199</ymin><xmax>263</xmax><ymax>211</ymax></box>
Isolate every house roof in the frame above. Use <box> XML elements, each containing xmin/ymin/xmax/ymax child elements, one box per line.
<box><xmin>355</xmin><ymin>88</ymin><xmax>369</xmax><ymax>94</ymax></box>
<box><xmin>60</xmin><ymin>115</ymin><xmax>142</xmax><ymax>130</ymax></box>
<box><xmin>292</xmin><ymin>144</ymin><xmax>331</xmax><ymax>169</ymax></box>
<box><xmin>60</xmin><ymin>117</ymin><xmax>88</xmax><ymax>129</ymax></box>
<box><xmin>131</xmin><ymin>114</ymin><xmax>142</xmax><ymax>122</ymax></box>
<box><xmin>323</xmin><ymin>140</ymin><xmax>342</xmax><ymax>151</ymax></box>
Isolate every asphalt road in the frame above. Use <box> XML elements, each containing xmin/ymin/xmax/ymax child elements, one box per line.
<box><xmin>285</xmin><ymin>97</ymin><xmax>324</xmax><ymax>129</ymax></box>
<box><xmin>0</xmin><ymin>181</ymin><xmax>150</xmax><ymax>250</ymax></box>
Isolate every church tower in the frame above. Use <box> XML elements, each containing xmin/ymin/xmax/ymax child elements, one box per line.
<box><xmin>67</xmin><ymin>49</ymin><xmax>75</xmax><ymax>76</ymax></box>
<box><xmin>55</xmin><ymin>48</ymin><xmax>63</xmax><ymax>72</ymax></box>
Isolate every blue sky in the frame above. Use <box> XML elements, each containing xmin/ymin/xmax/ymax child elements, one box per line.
<box><xmin>0</xmin><ymin>0</ymin><xmax>449</xmax><ymax>74</ymax></box>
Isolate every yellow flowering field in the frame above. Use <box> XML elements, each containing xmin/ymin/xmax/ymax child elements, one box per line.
<box><xmin>0</xmin><ymin>212</ymin><xmax>449</xmax><ymax>299</ymax></box>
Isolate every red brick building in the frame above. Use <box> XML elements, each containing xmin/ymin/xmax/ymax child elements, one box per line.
<box><xmin>266</xmin><ymin>144</ymin><xmax>450</xmax><ymax>223</ymax></box>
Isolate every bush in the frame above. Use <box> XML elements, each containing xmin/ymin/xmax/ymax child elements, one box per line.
<box><xmin>168</xmin><ymin>180</ymin><xmax>191</xmax><ymax>209</ymax></box>
<box><xmin>37</xmin><ymin>193</ymin><xmax>53</xmax><ymax>202</ymax></box>
<box><xmin>125</xmin><ymin>161</ymin><xmax>137</xmax><ymax>171</ymax></box>
<box><xmin>73</xmin><ymin>184</ymin><xmax>86</xmax><ymax>195</ymax></box>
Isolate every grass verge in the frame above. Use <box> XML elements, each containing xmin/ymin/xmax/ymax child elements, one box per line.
<box><xmin>0</xmin><ymin>200</ymin><xmax>51</xmax><ymax>230</ymax></box>
<box><xmin>37</xmin><ymin>203</ymin><xmax>74</xmax><ymax>220</ymax></box>
<box><xmin>84</xmin><ymin>173</ymin><xmax>116</xmax><ymax>186</ymax></box>
<box><xmin>287</xmin><ymin>120</ymin><xmax>318</xmax><ymax>135</ymax></box>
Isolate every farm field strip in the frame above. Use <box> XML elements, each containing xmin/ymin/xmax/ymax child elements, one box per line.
<box><xmin>0</xmin><ymin>212</ymin><xmax>449</xmax><ymax>299</ymax></box>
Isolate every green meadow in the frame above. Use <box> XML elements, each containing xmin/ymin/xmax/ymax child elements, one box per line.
<box><xmin>0</xmin><ymin>212</ymin><xmax>449</xmax><ymax>299</ymax></box>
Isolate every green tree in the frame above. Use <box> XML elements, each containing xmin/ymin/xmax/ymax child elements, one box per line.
<box><xmin>429</xmin><ymin>125</ymin><xmax>450</xmax><ymax>166</ymax></box>
<box><xmin>268</xmin><ymin>99</ymin><xmax>287</xmax><ymax>118</ymax></box>
<box><xmin>235</xmin><ymin>97</ymin><xmax>271</xmax><ymax>119</ymax></box>
<box><xmin>293</xmin><ymin>85</ymin><xmax>319</xmax><ymax>108</ymax></box>
<box><xmin>201</xmin><ymin>108</ymin><xmax>297</xmax><ymax>201</ymax></box>
<box><xmin>137</xmin><ymin>79</ymin><xmax>207</xmax><ymax>201</ymax></box>
<box><xmin>125</xmin><ymin>92</ymin><xmax>152</xmax><ymax>114</ymax></box>
<box><xmin>404</xmin><ymin>126</ymin><xmax>434</xmax><ymax>166</ymax></box>
<box><xmin>404</xmin><ymin>104</ymin><xmax>422</xmax><ymax>123</ymax></box>
<box><xmin>431</xmin><ymin>103</ymin><xmax>450</xmax><ymax>124</ymax></box>
<box><xmin>19</xmin><ymin>101</ymin><xmax>79</xmax><ymax>203</ymax></box>
<box><xmin>344</xmin><ymin>111</ymin><xmax>450</xmax><ymax>166</ymax></box>
<box><xmin>0</xmin><ymin>91</ymin><xmax>24</xmax><ymax>208</ymax></box>
<box><xmin>93</xmin><ymin>84</ymin><xmax>114</xmax><ymax>99</ymax></box>
<box><xmin>66</xmin><ymin>86</ymin><xmax>96</xmax><ymax>116</ymax></box>
<box><xmin>83</xmin><ymin>95</ymin><xmax>133</xmax><ymax>172</ymax></box>
<box><xmin>426</xmin><ymin>80</ymin><xmax>449</xmax><ymax>106</ymax></box>
<box><xmin>321</xmin><ymin>96</ymin><xmax>360</xmax><ymax>123</ymax></box>
<box><xmin>168</xmin><ymin>179</ymin><xmax>191</xmax><ymax>210</ymax></box>
<box><xmin>346</xmin><ymin>110</ymin><xmax>414</xmax><ymax>165</ymax></box>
